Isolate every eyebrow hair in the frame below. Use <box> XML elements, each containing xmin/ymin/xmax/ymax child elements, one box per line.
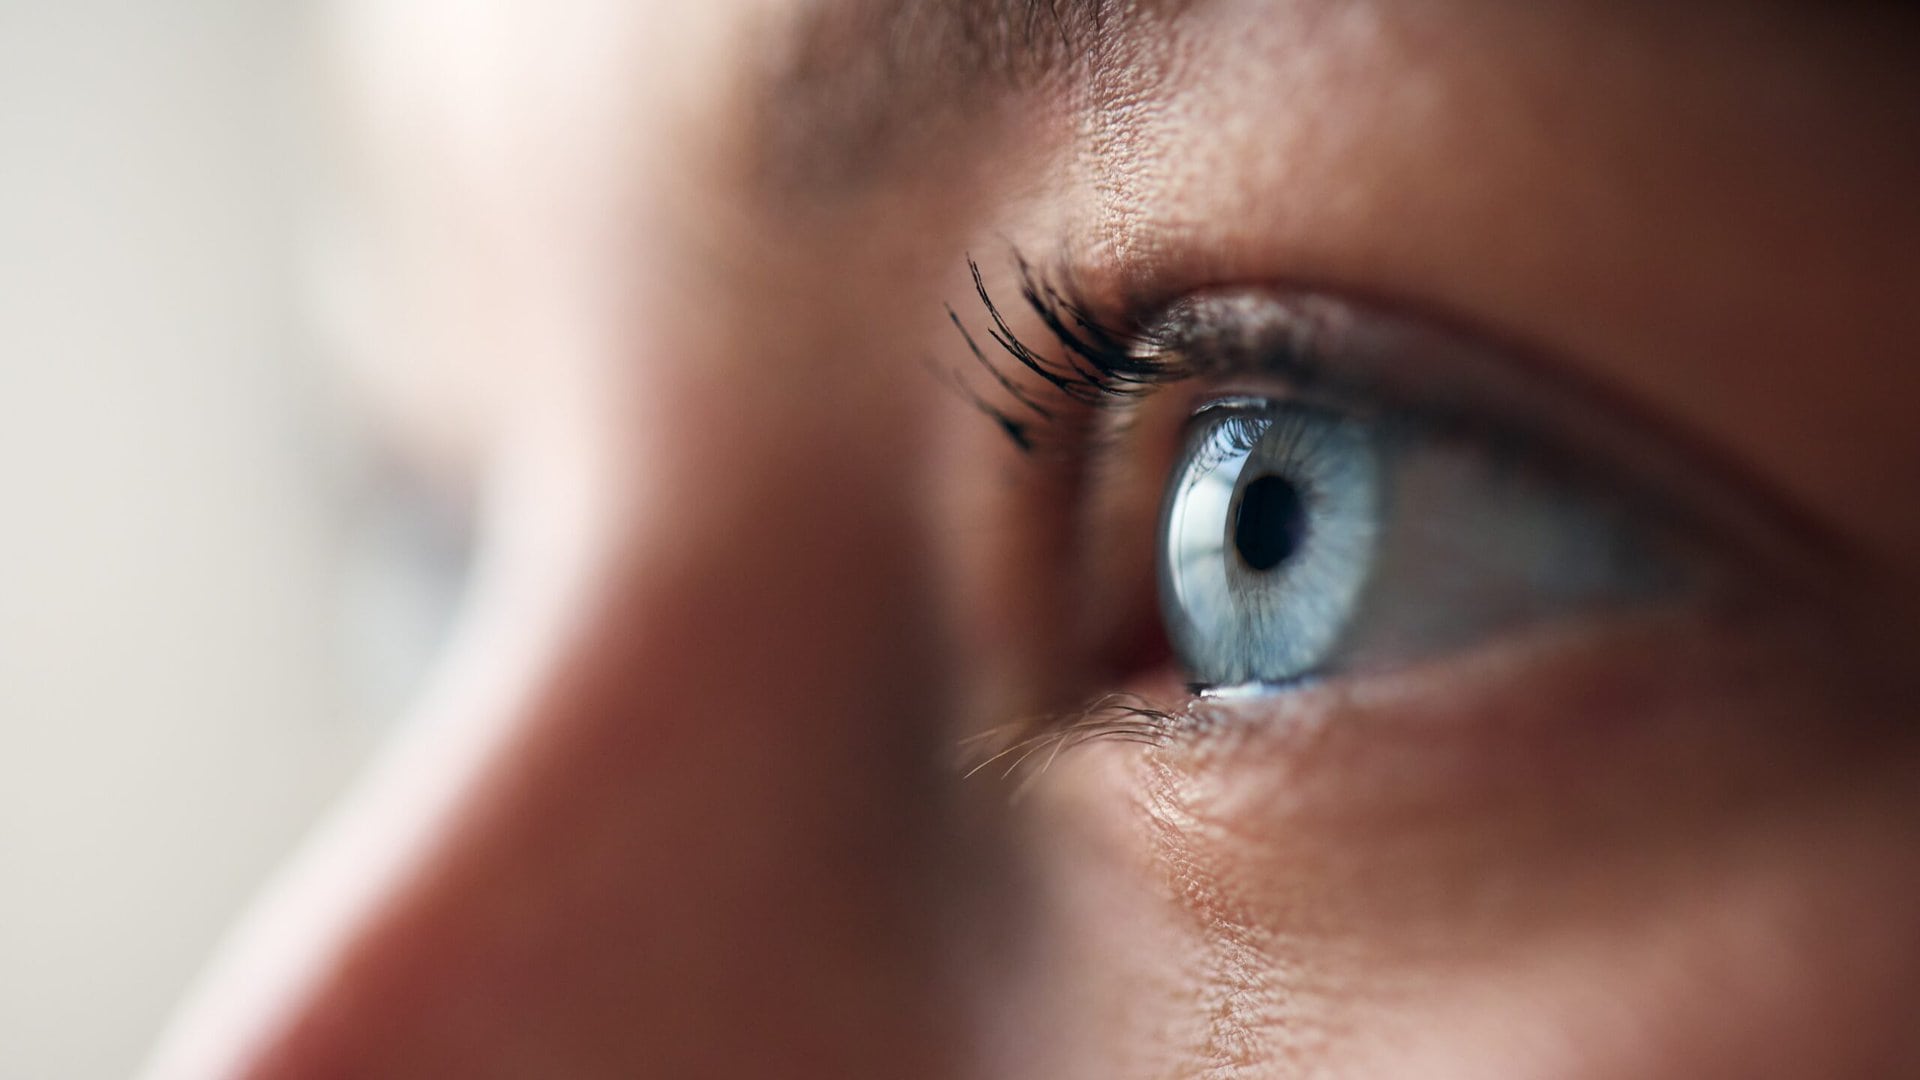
<box><xmin>747</xmin><ymin>0</ymin><xmax>1170</xmax><ymax>195</ymax></box>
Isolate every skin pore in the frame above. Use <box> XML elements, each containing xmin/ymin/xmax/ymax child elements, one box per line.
<box><xmin>146</xmin><ymin>1</ymin><xmax>1920</xmax><ymax>1077</ymax></box>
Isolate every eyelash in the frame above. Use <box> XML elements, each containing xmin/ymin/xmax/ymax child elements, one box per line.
<box><xmin>948</xmin><ymin>251</ymin><xmax>1365</xmax><ymax>459</ymax></box>
<box><xmin>945</xmin><ymin>253</ymin><xmax>1174</xmax><ymax>452</ymax></box>
<box><xmin>961</xmin><ymin>692</ymin><xmax>1187</xmax><ymax>787</ymax></box>
<box><xmin>940</xmin><ymin>253</ymin><xmax>1197</xmax><ymax>772</ymax></box>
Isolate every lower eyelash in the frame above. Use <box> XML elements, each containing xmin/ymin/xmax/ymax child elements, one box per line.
<box><xmin>959</xmin><ymin>691</ymin><xmax>1183</xmax><ymax>789</ymax></box>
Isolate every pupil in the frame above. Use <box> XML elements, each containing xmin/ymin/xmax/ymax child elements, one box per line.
<box><xmin>1234</xmin><ymin>474</ymin><xmax>1307</xmax><ymax>572</ymax></box>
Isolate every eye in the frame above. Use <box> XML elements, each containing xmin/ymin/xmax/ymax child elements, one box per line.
<box><xmin>1157</xmin><ymin>371</ymin><xmax>1686</xmax><ymax>694</ymax></box>
<box><xmin>950</xmin><ymin>260</ymin><xmax>1775</xmax><ymax>703</ymax></box>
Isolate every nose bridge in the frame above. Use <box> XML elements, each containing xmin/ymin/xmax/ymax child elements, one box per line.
<box><xmin>149</xmin><ymin>345</ymin><xmax>959</xmax><ymax>1079</ymax></box>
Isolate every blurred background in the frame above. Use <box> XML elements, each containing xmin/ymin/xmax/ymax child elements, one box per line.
<box><xmin>0</xmin><ymin>3</ymin><xmax>451</xmax><ymax>1076</ymax></box>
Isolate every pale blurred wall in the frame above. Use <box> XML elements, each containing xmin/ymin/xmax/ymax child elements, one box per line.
<box><xmin>0</xmin><ymin>3</ymin><xmax>382</xmax><ymax>1077</ymax></box>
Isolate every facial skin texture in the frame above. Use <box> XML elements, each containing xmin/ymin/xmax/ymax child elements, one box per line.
<box><xmin>145</xmin><ymin>1</ymin><xmax>1920</xmax><ymax>1077</ymax></box>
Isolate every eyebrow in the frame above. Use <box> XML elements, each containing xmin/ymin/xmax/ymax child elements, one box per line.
<box><xmin>747</xmin><ymin>0</ymin><xmax>1173</xmax><ymax>194</ymax></box>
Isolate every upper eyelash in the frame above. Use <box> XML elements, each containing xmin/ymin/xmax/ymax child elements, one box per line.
<box><xmin>945</xmin><ymin>253</ymin><xmax>1187</xmax><ymax>452</ymax></box>
<box><xmin>953</xmin><ymin>256</ymin><xmax>1603</xmax><ymax>475</ymax></box>
<box><xmin>947</xmin><ymin>251</ymin><xmax>1362</xmax><ymax>456</ymax></box>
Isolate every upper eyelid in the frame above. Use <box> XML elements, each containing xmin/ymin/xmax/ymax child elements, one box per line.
<box><xmin>952</xmin><ymin>253</ymin><xmax>1404</xmax><ymax>425</ymax></box>
<box><xmin>948</xmin><ymin>252</ymin><xmax>1518</xmax><ymax>473</ymax></box>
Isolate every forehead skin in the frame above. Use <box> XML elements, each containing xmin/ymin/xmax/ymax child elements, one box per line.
<box><xmin>147</xmin><ymin>1</ymin><xmax>1920</xmax><ymax>1078</ymax></box>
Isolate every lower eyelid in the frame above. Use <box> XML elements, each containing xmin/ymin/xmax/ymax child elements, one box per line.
<box><xmin>1130</xmin><ymin>602</ymin><xmax>1865</xmax><ymax>827</ymax></box>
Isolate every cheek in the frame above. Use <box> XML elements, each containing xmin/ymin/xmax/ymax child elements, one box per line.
<box><xmin>1013</xmin><ymin>610</ymin><xmax>1920</xmax><ymax>1075</ymax></box>
<box><xmin>1366</xmin><ymin>819</ymin><xmax>1920</xmax><ymax>1080</ymax></box>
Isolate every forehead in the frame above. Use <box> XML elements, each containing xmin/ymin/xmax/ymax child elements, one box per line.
<box><xmin>337</xmin><ymin>0</ymin><xmax>1917</xmax><ymax>182</ymax></box>
<box><xmin>333</xmin><ymin>0</ymin><xmax>1920</xmax><ymax>569</ymax></box>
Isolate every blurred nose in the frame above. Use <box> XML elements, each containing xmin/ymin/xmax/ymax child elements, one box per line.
<box><xmin>143</xmin><ymin>319</ymin><xmax>961</xmax><ymax>1078</ymax></box>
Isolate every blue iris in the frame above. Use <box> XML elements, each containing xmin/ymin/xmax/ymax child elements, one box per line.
<box><xmin>1158</xmin><ymin>399</ymin><xmax>1381</xmax><ymax>687</ymax></box>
